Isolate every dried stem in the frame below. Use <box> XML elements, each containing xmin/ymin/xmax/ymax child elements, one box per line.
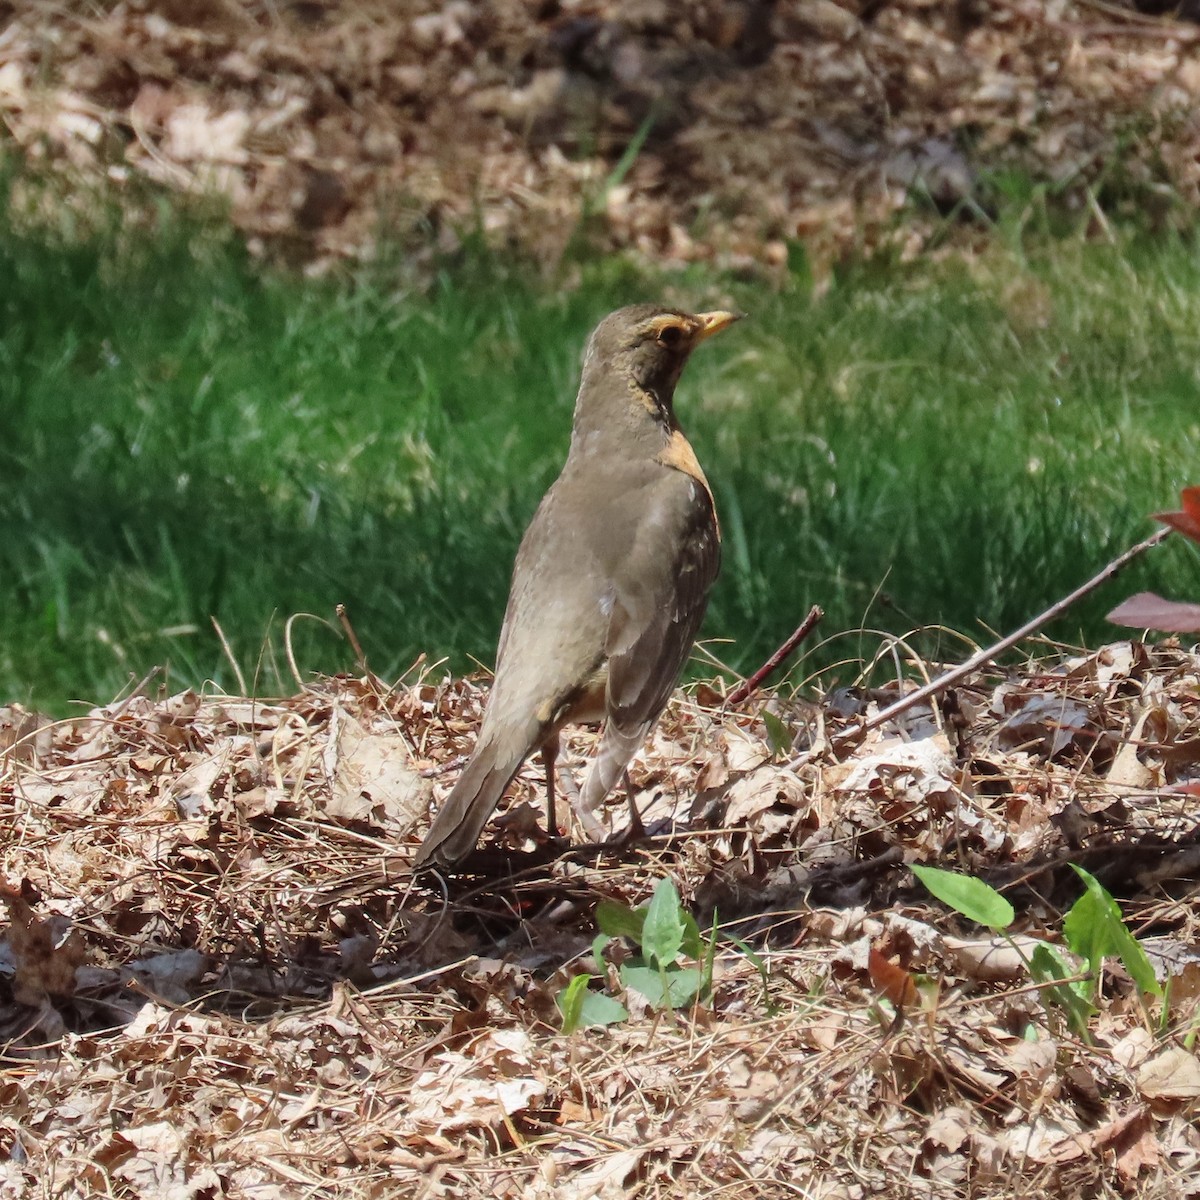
<box><xmin>211</xmin><ymin>617</ymin><xmax>247</xmax><ymax>695</ymax></box>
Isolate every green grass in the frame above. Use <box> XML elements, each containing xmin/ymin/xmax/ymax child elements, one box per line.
<box><xmin>2</xmin><ymin>179</ymin><xmax>1198</xmax><ymax>712</ymax></box>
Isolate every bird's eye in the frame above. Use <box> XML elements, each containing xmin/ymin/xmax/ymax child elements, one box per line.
<box><xmin>657</xmin><ymin>325</ymin><xmax>684</xmax><ymax>347</ymax></box>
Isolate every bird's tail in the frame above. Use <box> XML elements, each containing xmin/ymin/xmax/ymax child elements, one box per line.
<box><xmin>412</xmin><ymin>737</ymin><xmax>527</xmax><ymax>870</ymax></box>
<box><xmin>575</xmin><ymin>720</ymin><xmax>650</xmax><ymax>837</ymax></box>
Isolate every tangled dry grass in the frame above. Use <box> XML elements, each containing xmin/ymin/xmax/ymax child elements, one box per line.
<box><xmin>3</xmin><ymin>1</ymin><xmax>1200</xmax><ymax>273</ymax></box>
<box><xmin>3</xmin><ymin>631</ymin><xmax>1200</xmax><ymax>1197</ymax></box>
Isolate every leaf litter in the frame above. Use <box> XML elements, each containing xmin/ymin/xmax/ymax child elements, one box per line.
<box><xmin>3</xmin><ymin>633</ymin><xmax>1200</xmax><ymax>1198</ymax></box>
<box><xmin>3</xmin><ymin>1</ymin><xmax>1200</xmax><ymax>274</ymax></box>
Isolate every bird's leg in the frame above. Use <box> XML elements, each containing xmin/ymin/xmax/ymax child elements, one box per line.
<box><xmin>572</xmin><ymin>774</ymin><xmax>609</xmax><ymax>842</ymax></box>
<box><xmin>557</xmin><ymin>757</ymin><xmax>600</xmax><ymax>840</ymax></box>
<box><xmin>621</xmin><ymin>769</ymin><xmax>646</xmax><ymax>843</ymax></box>
<box><xmin>539</xmin><ymin>733</ymin><xmax>559</xmax><ymax>836</ymax></box>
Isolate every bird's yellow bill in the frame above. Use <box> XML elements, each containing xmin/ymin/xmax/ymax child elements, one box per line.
<box><xmin>694</xmin><ymin>310</ymin><xmax>745</xmax><ymax>341</ymax></box>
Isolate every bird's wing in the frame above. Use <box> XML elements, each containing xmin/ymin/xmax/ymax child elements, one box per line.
<box><xmin>603</xmin><ymin>469</ymin><xmax>721</xmax><ymax>733</ymax></box>
<box><xmin>482</xmin><ymin>481</ymin><xmax>611</xmax><ymax>751</ymax></box>
<box><xmin>570</xmin><ymin>467</ymin><xmax>720</xmax><ymax>825</ymax></box>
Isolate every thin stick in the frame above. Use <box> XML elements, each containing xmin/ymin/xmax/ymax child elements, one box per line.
<box><xmin>336</xmin><ymin>603</ymin><xmax>368</xmax><ymax>671</ymax></box>
<box><xmin>336</xmin><ymin>603</ymin><xmax>386</xmax><ymax>690</ymax></box>
<box><xmin>727</xmin><ymin>605</ymin><xmax>824</xmax><ymax>705</ymax></box>
<box><xmin>788</xmin><ymin>525</ymin><xmax>1173</xmax><ymax>767</ymax></box>
<box><xmin>108</xmin><ymin>665</ymin><xmax>163</xmax><ymax>717</ymax></box>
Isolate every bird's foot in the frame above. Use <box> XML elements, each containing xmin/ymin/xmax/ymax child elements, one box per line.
<box><xmin>599</xmin><ymin>796</ymin><xmax>647</xmax><ymax>850</ymax></box>
<box><xmin>573</xmin><ymin>807</ymin><xmax>608</xmax><ymax>842</ymax></box>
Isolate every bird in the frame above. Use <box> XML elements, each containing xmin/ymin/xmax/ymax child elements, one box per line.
<box><xmin>412</xmin><ymin>304</ymin><xmax>741</xmax><ymax>870</ymax></box>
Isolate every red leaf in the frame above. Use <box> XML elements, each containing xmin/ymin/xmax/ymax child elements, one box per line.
<box><xmin>1107</xmin><ymin>592</ymin><xmax>1200</xmax><ymax>633</ymax></box>
<box><xmin>1152</xmin><ymin>486</ymin><xmax>1200</xmax><ymax>545</ymax></box>
<box><xmin>868</xmin><ymin>945</ymin><xmax>920</xmax><ymax>1008</ymax></box>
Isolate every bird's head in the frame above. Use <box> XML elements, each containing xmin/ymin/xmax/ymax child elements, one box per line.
<box><xmin>583</xmin><ymin>304</ymin><xmax>743</xmax><ymax>403</ymax></box>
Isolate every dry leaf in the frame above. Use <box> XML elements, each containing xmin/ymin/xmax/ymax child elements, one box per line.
<box><xmin>1106</xmin><ymin>705</ymin><xmax>1170</xmax><ymax>790</ymax></box>
<box><xmin>724</xmin><ymin>764</ymin><xmax>805</xmax><ymax>825</ymax></box>
<box><xmin>1</xmin><ymin>883</ymin><xmax>85</xmax><ymax>1005</ymax></box>
<box><xmin>1039</xmin><ymin>1107</ymin><xmax>1156</xmax><ymax>1173</ymax></box>
<box><xmin>1137</xmin><ymin>1047</ymin><xmax>1200</xmax><ymax>1103</ymax></box>
<box><xmin>558</xmin><ymin>1147</ymin><xmax>649</xmax><ymax>1200</ymax></box>
<box><xmin>323</xmin><ymin>707</ymin><xmax>430</xmax><ymax>829</ymax></box>
<box><xmin>834</xmin><ymin>734</ymin><xmax>955</xmax><ymax>803</ymax></box>
<box><xmin>1108</xmin><ymin>592</ymin><xmax>1200</xmax><ymax>634</ymax></box>
<box><xmin>943</xmin><ymin>934</ymin><xmax>1046</xmax><ymax>983</ymax></box>
<box><xmin>869</xmin><ymin>944</ymin><xmax>919</xmax><ymax>1008</ymax></box>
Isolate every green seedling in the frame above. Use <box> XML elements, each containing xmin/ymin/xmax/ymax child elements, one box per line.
<box><xmin>557</xmin><ymin>973</ymin><xmax>628</xmax><ymax>1034</ymax></box>
<box><xmin>558</xmin><ymin>877</ymin><xmax>760</xmax><ymax>1031</ymax></box>
<box><xmin>912</xmin><ymin>862</ymin><xmax>1162</xmax><ymax>1042</ymax></box>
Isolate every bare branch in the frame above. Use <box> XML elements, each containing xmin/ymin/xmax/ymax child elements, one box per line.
<box><xmin>789</xmin><ymin>525</ymin><xmax>1173</xmax><ymax>767</ymax></box>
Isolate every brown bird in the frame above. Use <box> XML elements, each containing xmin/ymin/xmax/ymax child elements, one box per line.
<box><xmin>412</xmin><ymin>304</ymin><xmax>741</xmax><ymax>870</ymax></box>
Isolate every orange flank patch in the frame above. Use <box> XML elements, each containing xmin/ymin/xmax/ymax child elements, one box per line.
<box><xmin>656</xmin><ymin>429</ymin><xmax>720</xmax><ymax>537</ymax></box>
